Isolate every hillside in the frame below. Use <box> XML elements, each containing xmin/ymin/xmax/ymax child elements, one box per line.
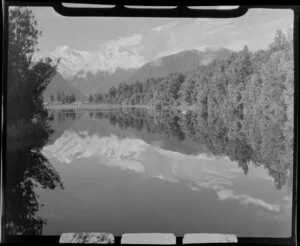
<box><xmin>43</xmin><ymin>73</ymin><xmax>88</xmax><ymax>102</ymax></box>
<box><xmin>37</xmin><ymin>47</ymin><xmax>233</xmax><ymax>98</ymax></box>
<box><xmin>69</xmin><ymin>68</ymin><xmax>135</xmax><ymax>96</ymax></box>
<box><xmin>68</xmin><ymin>47</ymin><xmax>233</xmax><ymax>95</ymax></box>
<box><xmin>128</xmin><ymin>48</ymin><xmax>233</xmax><ymax>84</ymax></box>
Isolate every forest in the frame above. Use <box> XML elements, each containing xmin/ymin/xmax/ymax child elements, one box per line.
<box><xmin>87</xmin><ymin>31</ymin><xmax>294</xmax><ymax>193</ymax></box>
<box><xmin>6</xmin><ymin>7</ymin><xmax>63</xmax><ymax>235</ymax></box>
<box><xmin>90</xmin><ymin>29</ymin><xmax>293</xmax><ymax>117</ymax></box>
<box><xmin>5</xmin><ymin>5</ymin><xmax>294</xmax><ymax>235</ymax></box>
<box><xmin>50</xmin><ymin>91</ymin><xmax>76</xmax><ymax>104</ymax></box>
<box><xmin>84</xmin><ymin>105</ymin><xmax>293</xmax><ymax>193</ymax></box>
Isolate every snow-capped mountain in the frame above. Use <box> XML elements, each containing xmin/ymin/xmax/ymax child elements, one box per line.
<box><xmin>33</xmin><ymin>44</ymin><xmax>145</xmax><ymax>80</ymax></box>
<box><xmin>34</xmin><ymin>45</ymin><xmax>233</xmax><ymax>96</ymax></box>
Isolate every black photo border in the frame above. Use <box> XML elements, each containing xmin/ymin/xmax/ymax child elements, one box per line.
<box><xmin>1</xmin><ymin>2</ymin><xmax>299</xmax><ymax>246</ymax></box>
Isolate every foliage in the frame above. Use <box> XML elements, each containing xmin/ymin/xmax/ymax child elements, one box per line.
<box><xmin>89</xmin><ymin>29</ymin><xmax>293</xmax><ymax>191</ymax></box>
<box><xmin>6</xmin><ymin>7</ymin><xmax>63</xmax><ymax>235</ymax></box>
<box><xmin>55</xmin><ymin>91</ymin><xmax>76</xmax><ymax>104</ymax></box>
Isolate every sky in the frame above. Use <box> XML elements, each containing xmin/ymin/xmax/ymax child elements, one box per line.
<box><xmin>26</xmin><ymin>7</ymin><xmax>293</xmax><ymax>62</ymax></box>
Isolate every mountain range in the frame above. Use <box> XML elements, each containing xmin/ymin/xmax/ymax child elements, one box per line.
<box><xmin>34</xmin><ymin>46</ymin><xmax>234</xmax><ymax>102</ymax></box>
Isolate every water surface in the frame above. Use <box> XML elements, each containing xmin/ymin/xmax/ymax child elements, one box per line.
<box><xmin>34</xmin><ymin>108</ymin><xmax>292</xmax><ymax>237</ymax></box>
<box><xmin>6</xmin><ymin>108</ymin><xmax>292</xmax><ymax>237</ymax></box>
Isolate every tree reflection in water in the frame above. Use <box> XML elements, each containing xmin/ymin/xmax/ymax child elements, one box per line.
<box><xmin>87</xmin><ymin>107</ymin><xmax>293</xmax><ymax>193</ymax></box>
<box><xmin>6</xmin><ymin>6</ymin><xmax>65</xmax><ymax>235</ymax></box>
<box><xmin>6</xmin><ymin>117</ymin><xmax>64</xmax><ymax>235</ymax></box>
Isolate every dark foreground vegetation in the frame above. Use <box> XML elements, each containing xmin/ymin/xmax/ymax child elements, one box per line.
<box><xmin>6</xmin><ymin>7</ymin><xmax>63</xmax><ymax>235</ymax></box>
<box><xmin>5</xmin><ymin>5</ymin><xmax>294</xmax><ymax>235</ymax></box>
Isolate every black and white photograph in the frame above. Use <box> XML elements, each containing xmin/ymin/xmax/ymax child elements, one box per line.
<box><xmin>3</xmin><ymin>4</ymin><xmax>296</xmax><ymax>244</ymax></box>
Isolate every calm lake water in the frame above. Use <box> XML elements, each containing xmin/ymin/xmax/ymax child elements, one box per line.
<box><xmin>8</xmin><ymin>108</ymin><xmax>293</xmax><ymax>237</ymax></box>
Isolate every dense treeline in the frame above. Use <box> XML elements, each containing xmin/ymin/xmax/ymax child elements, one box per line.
<box><xmin>88</xmin><ymin>104</ymin><xmax>293</xmax><ymax>192</ymax></box>
<box><xmin>86</xmin><ymin>29</ymin><xmax>293</xmax><ymax>192</ymax></box>
<box><xmin>7</xmin><ymin>7</ymin><xmax>63</xmax><ymax>235</ymax></box>
<box><xmin>86</xmin><ymin>29</ymin><xmax>294</xmax><ymax>192</ymax></box>
<box><xmin>91</xmin><ymin>31</ymin><xmax>293</xmax><ymax>131</ymax></box>
<box><xmin>49</xmin><ymin>109</ymin><xmax>77</xmax><ymax>122</ymax></box>
<box><xmin>91</xmin><ymin>30</ymin><xmax>292</xmax><ymax>115</ymax></box>
<box><xmin>49</xmin><ymin>91</ymin><xmax>76</xmax><ymax>104</ymax></box>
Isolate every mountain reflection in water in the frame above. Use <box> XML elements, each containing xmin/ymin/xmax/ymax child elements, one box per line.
<box><xmin>33</xmin><ymin>108</ymin><xmax>292</xmax><ymax>237</ymax></box>
<box><xmin>43</xmin><ymin>130</ymin><xmax>287</xmax><ymax>213</ymax></box>
<box><xmin>5</xmin><ymin>108</ymin><xmax>293</xmax><ymax>237</ymax></box>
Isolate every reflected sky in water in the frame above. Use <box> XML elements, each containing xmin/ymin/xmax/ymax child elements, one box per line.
<box><xmin>37</xmin><ymin>110</ymin><xmax>292</xmax><ymax>237</ymax></box>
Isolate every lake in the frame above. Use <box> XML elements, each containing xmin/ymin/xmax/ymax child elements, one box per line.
<box><xmin>6</xmin><ymin>108</ymin><xmax>293</xmax><ymax>237</ymax></box>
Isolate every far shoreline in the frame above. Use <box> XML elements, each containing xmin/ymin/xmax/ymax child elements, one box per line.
<box><xmin>45</xmin><ymin>103</ymin><xmax>199</xmax><ymax>113</ymax></box>
<box><xmin>45</xmin><ymin>103</ymin><xmax>150</xmax><ymax>110</ymax></box>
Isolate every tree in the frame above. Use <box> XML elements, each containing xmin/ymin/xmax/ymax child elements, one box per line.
<box><xmin>65</xmin><ymin>94</ymin><xmax>69</xmax><ymax>104</ymax></box>
<box><xmin>6</xmin><ymin>8</ymin><xmax>63</xmax><ymax>234</ymax></box>
<box><xmin>109</xmin><ymin>86</ymin><xmax>117</xmax><ymax>103</ymax></box>
<box><xmin>56</xmin><ymin>91</ymin><xmax>61</xmax><ymax>102</ymax></box>
<box><xmin>70</xmin><ymin>93</ymin><xmax>76</xmax><ymax>103</ymax></box>
<box><xmin>8</xmin><ymin>7</ymin><xmax>41</xmax><ymax>79</ymax></box>
<box><xmin>7</xmin><ymin>7</ymin><xmax>57</xmax><ymax>123</ymax></box>
<box><xmin>50</xmin><ymin>94</ymin><xmax>54</xmax><ymax>102</ymax></box>
<box><xmin>180</xmin><ymin>75</ymin><xmax>197</xmax><ymax>105</ymax></box>
<box><xmin>88</xmin><ymin>94</ymin><xmax>94</xmax><ymax>103</ymax></box>
<box><xmin>269</xmin><ymin>30</ymin><xmax>288</xmax><ymax>52</ymax></box>
<box><xmin>61</xmin><ymin>91</ymin><xmax>65</xmax><ymax>104</ymax></box>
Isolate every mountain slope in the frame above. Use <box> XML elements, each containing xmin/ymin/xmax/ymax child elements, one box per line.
<box><xmin>33</xmin><ymin>44</ymin><xmax>144</xmax><ymax>80</ymax></box>
<box><xmin>128</xmin><ymin>48</ymin><xmax>233</xmax><ymax>84</ymax></box>
<box><xmin>43</xmin><ymin>73</ymin><xmax>88</xmax><ymax>102</ymax></box>
<box><xmin>68</xmin><ymin>47</ymin><xmax>234</xmax><ymax>94</ymax></box>
<box><xmin>69</xmin><ymin>68</ymin><xmax>136</xmax><ymax>95</ymax></box>
<box><xmin>38</xmin><ymin>46</ymin><xmax>234</xmax><ymax>97</ymax></box>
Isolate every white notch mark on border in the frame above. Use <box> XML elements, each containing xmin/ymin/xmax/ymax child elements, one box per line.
<box><xmin>62</xmin><ymin>3</ymin><xmax>115</xmax><ymax>8</ymax></box>
<box><xmin>121</xmin><ymin>233</ymin><xmax>176</xmax><ymax>244</ymax></box>
<box><xmin>183</xmin><ymin>233</ymin><xmax>238</xmax><ymax>244</ymax></box>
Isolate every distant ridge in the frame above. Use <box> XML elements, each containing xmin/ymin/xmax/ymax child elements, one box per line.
<box><xmin>128</xmin><ymin>48</ymin><xmax>233</xmax><ymax>84</ymax></box>
<box><xmin>43</xmin><ymin>73</ymin><xmax>88</xmax><ymax>102</ymax></box>
<box><xmin>40</xmin><ymin>47</ymin><xmax>234</xmax><ymax>99</ymax></box>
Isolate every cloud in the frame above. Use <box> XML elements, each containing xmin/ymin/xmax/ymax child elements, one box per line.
<box><xmin>229</xmin><ymin>31</ymin><xmax>242</xmax><ymax>36</ymax></box>
<box><xmin>101</xmin><ymin>33</ymin><xmax>143</xmax><ymax>49</ymax></box>
<box><xmin>194</xmin><ymin>153</ymin><xmax>228</xmax><ymax>161</ymax></box>
<box><xmin>193</xmin><ymin>18</ymin><xmax>233</xmax><ymax>31</ymax></box>
<box><xmin>256</xmin><ymin>18</ymin><xmax>293</xmax><ymax>31</ymax></box>
<box><xmin>153</xmin><ymin>48</ymin><xmax>180</xmax><ymax>59</ymax></box>
<box><xmin>31</xmin><ymin>6</ymin><xmax>294</xmax><ymax>61</ymax></box>
<box><xmin>151</xmin><ymin>21</ymin><xmax>179</xmax><ymax>32</ymax></box>
<box><xmin>241</xmin><ymin>196</ymin><xmax>280</xmax><ymax>212</ymax></box>
<box><xmin>140</xmin><ymin>11</ymin><xmax>292</xmax><ymax>58</ymax></box>
<box><xmin>217</xmin><ymin>189</ymin><xmax>281</xmax><ymax>212</ymax></box>
<box><xmin>224</xmin><ymin>40</ymin><xmax>248</xmax><ymax>51</ymax></box>
<box><xmin>147</xmin><ymin>18</ymin><xmax>240</xmax><ymax>59</ymax></box>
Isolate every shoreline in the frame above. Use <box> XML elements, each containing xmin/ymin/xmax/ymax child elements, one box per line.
<box><xmin>45</xmin><ymin>104</ymin><xmax>150</xmax><ymax>110</ymax></box>
<box><xmin>45</xmin><ymin>103</ymin><xmax>199</xmax><ymax>113</ymax></box>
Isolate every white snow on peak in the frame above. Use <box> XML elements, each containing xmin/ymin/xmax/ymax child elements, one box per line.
<box><xmin>33</xmin><ymin>43</ymin><xmax>146</xmax><ymax>80</ymax></box>
<box><xmin>53</xmin><ymin>45</ymin><xmax>70</xmax><ymax>54</ymax></box>
<box><xmin>194</xmin><ymin>45</ymin><xmax>221</xmax><ymax>52</ymax></box>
